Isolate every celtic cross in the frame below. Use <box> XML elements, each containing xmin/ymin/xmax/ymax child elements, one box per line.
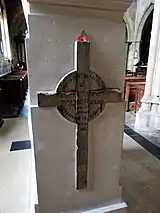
<box><xmin>37</xmin><ymin>40</ymin><xmax>122</xmax><ymax>190</ymax></box>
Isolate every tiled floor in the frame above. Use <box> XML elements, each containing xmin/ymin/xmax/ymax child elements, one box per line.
<box><xmin>0</xmin><ymin>118</ymin><xmax>37</xmax><ymax>213</ymax></box>
<box><xmin>0</xmin><ymin>117</ymin><xmax>160</xmax><ymax>213</ymax></box>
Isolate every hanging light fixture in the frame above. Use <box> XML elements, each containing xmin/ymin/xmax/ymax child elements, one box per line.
<box><xmin>133</xmin><ymin>50</ymin><xmax>138</xmax><ymax>59</ymax></box>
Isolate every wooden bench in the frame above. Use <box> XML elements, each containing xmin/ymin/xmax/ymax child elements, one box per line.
<box><xmin>0</xmin><ymin>71</ymin><xmax>28</xmax><ymax>118</ymax></box>
<box><xmin>0</xmin><ymin>71</ymin><xmax>28</xmax><ymax>106</ymax></box>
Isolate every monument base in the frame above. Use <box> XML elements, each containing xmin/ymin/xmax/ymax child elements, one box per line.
<box><xmin>35</xmin><ymin>202</ymin><xmax>127</xmax><ymax>213</ymax></box>
<box><xmin>135</xmin><ymin>109</ymin><xmax>160</xmax><ymax>131</ymax></box>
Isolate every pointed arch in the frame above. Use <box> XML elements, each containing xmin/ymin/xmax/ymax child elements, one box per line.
<box><xmin>136</xmin><ymin>3</ymin><xmax>154</xmax><ymax>42</ymax></box>
<box><xmin>123</xmin><ymin>11</ymin><xmax>134</xmax><ymax>42</ymax></box>
<box><xmin>10</xmin><ymin>10</ymin><xmax>27</xmax><ymax>38</ymax></box>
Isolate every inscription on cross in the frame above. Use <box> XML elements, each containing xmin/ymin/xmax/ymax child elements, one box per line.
<box><xmin>37</xmin><ymin>40</ymin><xmax>122</xmax><ymax>190</ymax></box>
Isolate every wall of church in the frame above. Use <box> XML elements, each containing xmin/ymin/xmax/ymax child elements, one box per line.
<box><xmin>4</xmin><ymin>0</ymin><xmax>27</xmax><ymax>66</ymax></box>
<box><xmin>135</xmin><ymin>0</ymin><xmax>154</xmax><ymax>40</ymax></box>
<box><xmin>126</xmin><ymin>1</ymin><xmax>137</xmax><ymax>33</ymax></box>
<box><xmin>125</xmin><ymin>0</ymin><xmax>154</xmax><ymax>71</ymax></box>
<box><xmin>126</xmin><ymin>0</ymin><xmax>154</xmax><ymax>40</ymax></box>
<box><xmin>0</xmin><ymin>0</ymin><xmax>11</xmax><ymax>60</ymax></box>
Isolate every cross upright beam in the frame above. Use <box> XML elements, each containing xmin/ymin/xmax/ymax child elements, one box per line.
<box><xmin>76</xmin><ymin>41</ymin><xmax>90</xmax><ymax>189</ymax></box>
<box><xmin>77</xmin><ymin>41</ymin><xmax>90</xmax><ymax>72</ymax></box>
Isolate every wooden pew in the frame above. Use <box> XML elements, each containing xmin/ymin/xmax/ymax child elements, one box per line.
<box><xmin>0</xmin><ymin>71</ymin><xmax>28</xmax><ymax>118</ymax></box>
<box><xmin>125</xmin><ymin>81</ymin><xmax>145</xmax><ymax>112</ymax></box>
<box><xmin>0</xmin><ymin>71</ymin><xmax>28</xmax><ymax>105</ymax></box>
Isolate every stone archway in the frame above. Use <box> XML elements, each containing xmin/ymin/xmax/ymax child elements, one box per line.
<box><xmin>136</xmin><ymin>4</ymin><xmax>154</xmax><ymax>42</ymax></box>
<box><xmin>124</xmin><ymin>11</ymin><xmax>134</xmax><ymax>42</ymax></box>
<box><xmin>123</xmin><ymin>12</ymin><xmax>134</xmax><ymax>71</ymax></box>
<box><xmin>129</xmin><ymin>3</ymin><xmax>154</xmax><ymax>71</ymax></box>
<box><xmin>10</xmin><ymin>10</ymin><xmax>27</xmax><ymax>38</ymax></box>
<box><xmin>140</xmin><ymin>10</ymin><xmax>153</xmax><ymax>63</ymax></box>
<box><xmin>135</xmin><ymin>3</ymin><xmax>154</xmax><ymax>65</ymax></box>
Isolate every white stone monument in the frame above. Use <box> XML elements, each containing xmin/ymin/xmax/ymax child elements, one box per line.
<box><xmin>24</xmin><ymin>0</ymin><xmax>132</xmax><ymax>212</ymax></box>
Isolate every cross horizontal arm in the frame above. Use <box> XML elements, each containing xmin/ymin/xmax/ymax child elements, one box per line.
<box><xmin>105</xmin><ymin>88</ymin><xmax>122</xmax><ymax>102</ymax></box>
<box><xmin>90</xmin><ymin>88</ymin><xmax>122</xmax><ymax>103</ymax></box>
<box><xmin>38</xmin><ymin>92</ymin><xmax>59</xmax><ymax>107</ymax></box>
<box><xmin>38</xmin><ymin>91</ymin><xmax>75</xmax><ymax>107</ymax></box>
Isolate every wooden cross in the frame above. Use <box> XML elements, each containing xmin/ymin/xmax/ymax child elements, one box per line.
<box><xmin>37</xmin><ymin>41</ymin><xmax>121</xmax><ymax>190</ymax></box>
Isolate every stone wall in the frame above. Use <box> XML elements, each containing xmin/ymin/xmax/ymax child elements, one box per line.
<box><xmin>5</xmin><ymin>0</ymin><xmax>26</xmax><ymax>64</ymax></box>
<box><xmin>124</xmin><ymin>0</ymin><xmax>154</xmax><ymax>71</ymax></box>
<box><xmin>135</xmin><ymin>0</ymin><xmax>154</xmax><ymax>31</ymax></box>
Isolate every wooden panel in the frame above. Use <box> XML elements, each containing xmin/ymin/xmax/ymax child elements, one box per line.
<box><xmin>135</xmin><ymin>86</ymin><xmax>145</xmax><ymax>112</ymax></box>
<box><xmin>125</xmin><ymin>81</ymin><xmax>145</xmax><ymax>111</ymax></box>
<box><xmin>0</xmin><ymin>71</ymin><xmax>28</xmax><ymax>106</ymax></box>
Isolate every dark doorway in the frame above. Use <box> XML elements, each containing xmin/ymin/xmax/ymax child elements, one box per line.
<box><xmin>140</xmin><ymin>10</ymin><xmax>153</xmax><ymax>64</ymax></box>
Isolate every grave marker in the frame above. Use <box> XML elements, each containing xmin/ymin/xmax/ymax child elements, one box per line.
<box><xmin>38</xmin><ymin>39</ymin><xmax>122</xmax><ymax>190</ymax></box>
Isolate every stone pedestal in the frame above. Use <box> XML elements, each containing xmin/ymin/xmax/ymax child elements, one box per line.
<box><xmin>25</xmin><ymin>0</ymin><xmax>132</xmax><ymax>212</ymax></box>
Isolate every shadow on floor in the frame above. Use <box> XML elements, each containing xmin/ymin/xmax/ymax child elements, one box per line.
<box><xmin>121</xmin><ymin>139</ymin><xmax>160</xmax><ymax>213</ymax></box>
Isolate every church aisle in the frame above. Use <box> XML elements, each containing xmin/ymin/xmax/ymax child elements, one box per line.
<box><xmin>0</xmin><ymin>118</ymin><xmax>36</xmax><ymax>213</ymax></box>
<box><xmin>0</xmin><ymin>118</ymin><xmax>160</xmax><ymax>212</ymax></box>
<box><xmin>122</xmin><ymin>134</ymin><xmax>160</xmax><ymax>213</ymax></box>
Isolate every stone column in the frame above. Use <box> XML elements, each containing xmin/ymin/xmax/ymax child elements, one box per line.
<box><xmin>132</xmin><ymin>47</ymin><xmax>139</xmax><ymax>73</ymax></box>
<box><xmin>24</xmin><ymin>0</ymin><xmax>132</xmax><ymax>212</ymax></box>
<box><xmin>21</xmin><ymin>0</ymin><xmax>29</xmax><ymax>27</ymax></box>
<box><xmin>126</xmin><ymin>42</ymin><xmax>134</xmax><ymax>71</ymax></box>
<box><xmin>129</xmin><ymin>41</ymin><xmax>141</xmax><ymax>73</ymax></box>
<box><xmin>135</xmin><ymin>0</ymin><xmax>160</xmax><ymax>130</ymax></box>
<box><xmin>151</xmin><ymin>19</ymin><xmax>160</xmax><ymax>113</ymax></box>
<box><xmin>140</xmin><ymin>0</ymin><xmax>160</xmax><ymax>111</ymax></box>
<box><xmin>149</xmin><ymin>10</ymin><xmax>160</xmax><ymax>128</ymax></box>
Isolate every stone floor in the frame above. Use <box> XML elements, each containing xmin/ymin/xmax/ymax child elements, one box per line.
<box><xmin>0</xmin><ymin>118</ymin><xmax>37</xmax><ymax>213</ymax></box>
<box><xmin>0</xmin><ymin>117</ymin><xmax>160</xmax><ymax>212</ymax></box>
<box><xmin>125</xmin><ymin>111</ymin><xmax>160</xmax><ymax>149</ymax></box>
<box><xmin>19</xmin><ymin>91</ymin><xmax>30</xmax><ymax>118</ymax></box>
<box><xmin>122</xmin><ymin>134</ymin><xmax>160</xmax><ymax>213</ymax></box>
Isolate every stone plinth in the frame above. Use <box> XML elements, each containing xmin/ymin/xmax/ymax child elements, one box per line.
<box><xmin>24</xmin><ymin>0</ymin><xmax>132</xmax><ymax>212</ymax></box>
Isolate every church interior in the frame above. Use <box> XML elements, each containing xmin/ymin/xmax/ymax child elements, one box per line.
<box><xmin>0</xmin><ymin>0</ymin><xmax>160</xmax><ymax>213</ymax></box>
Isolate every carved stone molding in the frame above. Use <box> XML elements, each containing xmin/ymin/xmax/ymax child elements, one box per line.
<box><xmin>27</xmin><ymin>0</ymin><xmax>133</xmax><ymax>12</ymax></box>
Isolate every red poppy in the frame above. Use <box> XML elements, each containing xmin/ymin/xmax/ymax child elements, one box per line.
<box><xmin>129</xmin><ymin>102</ymin><xmax>135</xmax><ymax>110</ymax></box>
<box><xmin>77</xmin><ymin>35</ymin><xmax>87</xmax><ymax>41</ymax></box>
